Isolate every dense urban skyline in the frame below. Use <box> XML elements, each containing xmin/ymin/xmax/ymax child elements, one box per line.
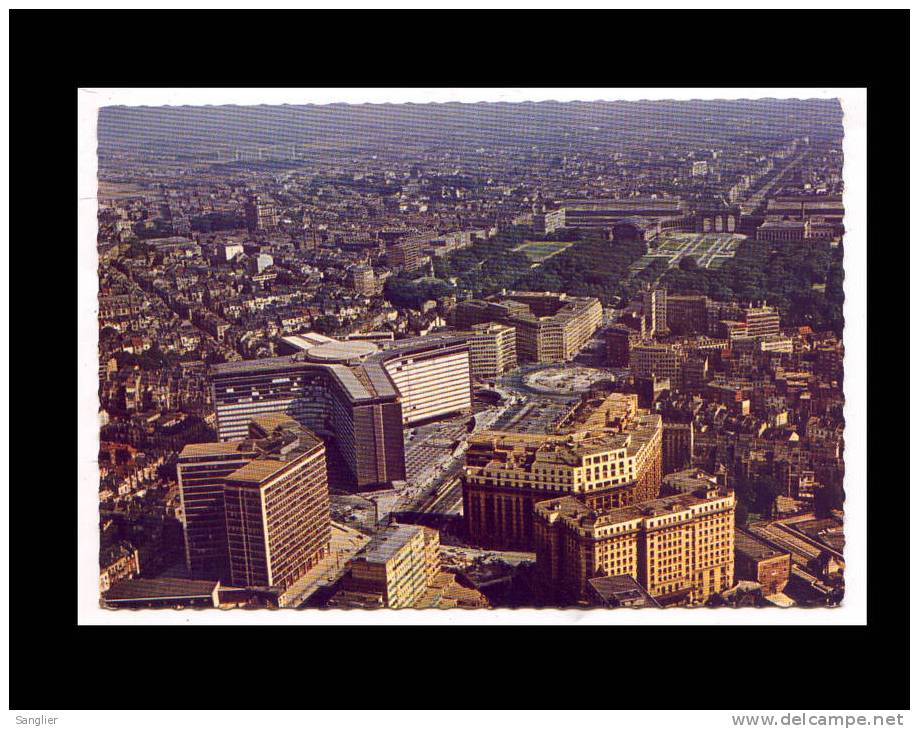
<box><xmin>97</xmin><ymin>97</ymin><xmax>845</xmax><ymax>610</ymax></box>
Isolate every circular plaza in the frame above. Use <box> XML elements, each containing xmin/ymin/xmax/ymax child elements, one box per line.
<box><xmin>522</xmin><ymin>366</ymin><xmax>614</xmax><ymax>396</ymax></box>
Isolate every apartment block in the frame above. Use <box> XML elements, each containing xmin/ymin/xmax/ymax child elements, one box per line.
<box><xmin>534</xmin><ymin>486</ymin><xmax>735</xmax><ymax>604</ymax></box>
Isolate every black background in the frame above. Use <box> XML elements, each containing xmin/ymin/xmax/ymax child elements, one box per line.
<box><xmin>8</xmin><ymin>8</ymin><xmax>908</xmax><ymax>710</ymax></box>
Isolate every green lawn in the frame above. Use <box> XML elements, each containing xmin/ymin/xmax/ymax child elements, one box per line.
<box><xmin>513</xmin><ymin>240</ymin><xmax>576</xmax><ymax>263</ymax></box>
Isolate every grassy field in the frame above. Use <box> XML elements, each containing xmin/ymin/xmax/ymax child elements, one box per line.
<box><xmin>513</xmin><ymin>240</ymin><xmax>576</xmax><ymax>264</ymax></box>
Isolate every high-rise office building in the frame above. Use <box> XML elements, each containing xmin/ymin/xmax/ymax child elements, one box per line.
<box><xmin>462</xmin><ymin>393</ymin><xmax>663</xmax><ymax>550</ymax></box>
<box><xmin>642</xmin><ymin>286</ymin><xmax>668</xmax><ymax>337</ymax></box>
<box><xmin>209</xmin><ymin>355</ymin><xmax>406</xmax><ymax>489</ymax></box>
<box><xmin>378</xmin><ymin>336</ymin><xmax>472</xmax><ymax>425</ymax></box>
<box><xmin>222</xmin><ymin>415</ymin><xmax>330</xmax><ymax>594</ymax></box>
<box><xmin>467</xmin><ymin>322</ymin><xmax>517</xmax><ymax>379</ymax></box>
<box><xmin>278</xmin><ymin>332</ymin><xmax>472</xmax><ymax>427</ymax></box>
<box><xmin>534</xmin><ymin>486</ymin><xmax>735</xmax><ymax>605</ymax></box>
<box><xmin>244</xmin><ymin>195</ymin><xmax>279</xmax><ymax>233</ymax></box>
<box><xmin>177</xmin><ymin>440</ymin><xmax>256</xmax><ymax>579</ymax></box>
<box><xmin>209</xmin><ymin>334</ymin><xmax>473</xmax><ymax>488</ymax></box>
<box><xmin>177</xmin><ymin>415</ymin><xmax>331</xmax><ymax>589</ymax></box>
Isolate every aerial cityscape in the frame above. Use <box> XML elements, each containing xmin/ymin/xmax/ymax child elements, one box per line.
<box><xmin>95</xmin><ymin>96</ymin><xmax>846</xmax><ymax>611</ymax></box>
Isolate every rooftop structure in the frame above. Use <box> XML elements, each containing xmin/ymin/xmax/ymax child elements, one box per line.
<box><xmin>661</xmin><ymin>467</ymin><xmax>718</xmax><ymax>495</ymax></box>
<box><xmin>734</xmin><ymin>529</ymin><xmax>792</xmax><ymax>596</ymax></box>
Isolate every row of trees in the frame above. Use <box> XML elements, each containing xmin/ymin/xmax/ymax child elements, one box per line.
<box><xmin>112</xmin><ymin>345</ymin><xmax>179</xmax><ymax>371</ymax></box>
<box><xmin>658</xmin><ymin>238</ymin><xmax>845</xmax><ymax>335</ymax></box>
<box><xmin>514</xmin><ymin>233</ymin><xmax>647</xmax><ymax>305</ymax></box>
<box><xmin>190</xmin><ymin>212</ymin><xmax>245</xmax><ymax>233</ymax></box>
<box><xmin>431</xmin><ymin>225</ymin><xmax>536</xmax><ymax>298</ymax></box>
<box><xmin>733</xmin><ymin>472</ymin><xmax>845</xmax><ymax>526</ymax></box>
<box><xmin>383</xmin><ymin>274</ymin><xmax>454</xmax><ymax>310</ymax></box>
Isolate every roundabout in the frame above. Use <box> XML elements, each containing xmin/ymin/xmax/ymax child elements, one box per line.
<box><xmin>522</xmin><ymin>365</ymin><xmax>615</xmax><ymax>396</ymax></box>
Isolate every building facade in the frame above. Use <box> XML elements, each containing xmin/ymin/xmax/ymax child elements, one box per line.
<box><xmin>743</xmin><ymin>305</ymin><xmax>781</xmax><ymax>338</ymax></box>
<box><xmin>666</xmin><ymin>295</ymin><xmax>709</xmax><ymax>335</ymax></box>
<box><xmin>347</xmin><ymin>524</ymin><xmax>440</xmax><ymax>608</ymax></box>
<box><xmin>347</xmin><ymin>264</ymin><xmax>376</xmax><ymax>296</ymax></box>
<box><xmin>534</xmin><ymin>486</ymin><xmax>735</xmax><ymax>604</ymax></box>
<box><xmin>223</xmin><ymin>415</ymin><xmax>331</xmax><ymax>593</ymax></box>
<box><xmin>462</xmin><ymin>393</ymin><xmax>663</xmax><ymax>550</ymax></box>
<box><xmin>209</xmin><ymin>355</ymin><xmax>406</xmax><ymax>489</ymax></box>
<box><xmin>642</xmin><ymin>286</ymin><xmax>668</xmax><ymax>337</ymax></box>
<box><xmin>468</xmin><ymin>322</ymin><xmax>517</xmax><ymax>379</ymax></box>
<box><xmin>378</xmin><ymin>337</ymin><xmax>473</xmax><ymax>425</ymax></box>
<box><xmin>386</xmin><ymin>236</ymin><xmax>423</xmax><ymax>271</ymax></box>
<box><xmin>662</xmin><ymin>421</ymin><xmax>694</xmax><ymax>476</ymax></box>
<box><xmin>606</xmin><ymin>325</ymin><xmax>632</xmax><ymax>367</ymax></box>
<box><xmin>455</xmin><ymin>291</ymin><xmax>602</xmax><ymax>364</ymax></box>
<box><xmin>245</xmin><ymin>195</ymin><xmax>279</xmax><ymax>233</ymax></box>
<box><xmin>549</xmin><ymin>198</ymin><xmax>687</xmax><ymax>231</ymax></box>
<box><xmin>629</xmin><ymin>341</ymin><xmax>684</xmax><ymax>383</ymax></box>
<box><xmin>177</xmin><ymin>440</ymin><xmax>256</xmax><ymax>579</ymax></box>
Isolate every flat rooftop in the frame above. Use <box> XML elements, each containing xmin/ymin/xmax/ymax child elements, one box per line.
<box><xmin>105</xmin><ymin>578</ymin><xmax>218</xmax><ymax>602</ymax></box>
<box><xmin>588</xmin><ymin>575</ymin><xmax>660</xmax><ymax>608</ymax></box>
<box><xmin>537</xmin><ymin>487</ymin><xmax>731</xmax><ymax>529</ymax></box>
<box><xmin>355</xmin><ymin>524</ymin><xmax>422</xmax><ymax>565</ymax></box>
<box><xmin>307</xmin><ymin>339</ymin><xmax>379</xmax><ymax>362</ymax></box>
<box><xmin>735</xmin><ymin>528</ymin><xmax>788</xmax><ymax>562</ymax></box>
<box><xmin>179</xmin><ymin>440</ymin><xmax>255</xmax><ymax>459</ymax></box>
<box><xmin>209</xmin><ymin>335</ymin><xmax>468</xmax><ymax>402</ymax></box>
